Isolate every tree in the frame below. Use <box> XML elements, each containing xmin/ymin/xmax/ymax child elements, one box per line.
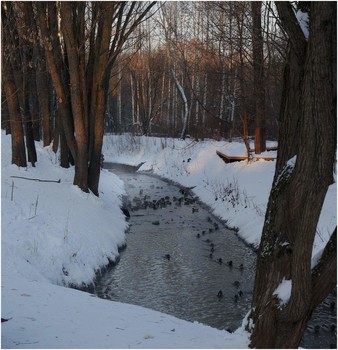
<box><xmin>37</xmin><ymin>2</ymin><xmax>156</xmax><ymax>195</ymax></box>
<box><xmin>246</xmin><ymin>2</ymin><xmax>337</xmax><ymax>348</ymax></box>
<box><xmin>2</xmin><ymin>2</ymin><xmax>27</xmax><ymax>167</ymax></box>
<box><xmin>251</xmin><ymin>1</ymin><xmax>266</xmax><ymax>154</ymax></box>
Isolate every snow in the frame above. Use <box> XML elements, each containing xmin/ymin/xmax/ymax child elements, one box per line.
<box><xmin>2</xmin><ymin>131</ymin><xmax>336</xmax><ymax>348</ymax></box>
<box><xmin>273</xmin><ymin>278</ymin><xmax>292</xmax><ymax>309</ymax></box>
<box><xmin>296</xmin><ymin>10</ymin><xmax>309</xmax><ymax>40</ymax></box>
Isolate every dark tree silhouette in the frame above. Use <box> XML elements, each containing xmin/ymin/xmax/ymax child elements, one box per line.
<box><xmin>247</xmin><ymin>2</ymin><xmax>337</xmax><ymax>348</ymax></box>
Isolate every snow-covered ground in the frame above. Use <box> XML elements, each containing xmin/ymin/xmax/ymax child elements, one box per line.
<box><xmin>1</xmin><ymin>131</ymin><xmax>336</xmax><ymax>348</ymax></box>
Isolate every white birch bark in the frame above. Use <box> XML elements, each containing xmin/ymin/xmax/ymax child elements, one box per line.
<box><xmin>171</xmin><ymin>68</ymin><xmax>188</xmax><ymax>139</ymax></box>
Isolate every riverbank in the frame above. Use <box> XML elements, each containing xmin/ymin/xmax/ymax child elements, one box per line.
<box><xmin>2</xmin><ymin>131</ymin><xmax>336</xmax><ymax>348</ymax></box>
<box><xmin>1</xmin><ymin>131</ymin><xmax>249</xmax><ymax>348</ymax></box>
<box><xmin>102</xmin><ymin>133</ymin><xmax>336</xmax><ymax>264</ymax></box>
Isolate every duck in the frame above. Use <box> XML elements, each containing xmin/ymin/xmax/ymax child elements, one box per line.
<box><xmin>210</xmin><ymin>247</ymin><xmax>215</xmax><ymax>253</ymax></box>
<box><xmin>234</xmin><ymin>294</ymin><xmax>239</xmax><ymax>303</ymax></box>
<box><xmin>209</xmin><ymin>253</ymin><xmax>213</xmax><ymax>259</ymax></box>
<box><xmin>307</xmin><ymin>324</ymin><xmax>320</xmax><ymax>334</ymax></box>
<box><xmin>239</xmin><ymin>263</ymin><xmax>244</xmax><ymax>271</ymax></box>
<box><xmin>164</xmin><ymin>254</ymin><xmax>171</xmax><ymax>260</ymax></box>
<box><xmin>226</xmin><ymin>260</ymin><xmax>233</xmax><ymax>267</ymax></box>
<box><xmin>217</xmin><ymin>290</ymin><xmax>223</xmax><ymax>298</ymax></box>
<box><xmin>233</xmin><ymin>281</ymin><xmax>240</xmax><ymax>288</ymax></box>
<box><xmin>196</xmin><ymin>233</ymin><xmax>200</xmax><ymax>238</ymax></box>
<box><xmin>322</xmin><ymin>323</ymin><xmax>336</xmax><ymax>332</ymax></box>
<box><xmin>217</xmin><ymin>257</ymin><xmax>223</xmax><ymax>264</ymax></box>
<box><xmin>121</xmin><ymin>207</ymin><xmax>130</xmax><ymax>218</ymax></box>
<box><xmin>238</xmin><ymin>290</ymin><xmax>243</xmax><ymax>297</ymax></box>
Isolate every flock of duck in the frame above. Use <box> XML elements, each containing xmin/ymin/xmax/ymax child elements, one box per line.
<box><xmin>121</xmin><ymin>182</ymin><xmax>336</xmax><ymax>339</ymax></box>
<box><xmin>123</xmin><ymin>185</ymin><xmax>246</xmax><ymax>305</ymax></box>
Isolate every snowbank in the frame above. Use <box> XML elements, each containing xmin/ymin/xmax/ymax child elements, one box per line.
<box><xmin>2</xmin><ymin>133</ymin><xmax>127</xmax><ymax>288</ymax></box>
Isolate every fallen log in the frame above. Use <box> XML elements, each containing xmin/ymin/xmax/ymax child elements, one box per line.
<box><xmin>10</xmin><ymin>176</ymin><xmax>61</xmax><ymax>183</ymax></box>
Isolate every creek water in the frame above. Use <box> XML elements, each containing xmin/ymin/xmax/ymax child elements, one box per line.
<box><xmin>95</xmin><ymin>163</ymin><xmax>336</xmax><ymax>348</ymax></box>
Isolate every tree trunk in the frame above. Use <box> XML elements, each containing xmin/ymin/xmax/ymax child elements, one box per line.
<box><xmin>171</xmin><ymin>69</ymin><xmax>188</xmax><ymax>139</ymax></box>
<box><xmin>36</xmin><ymin>53</ymin><xmax>51</xmax><ymax>147</ymax></box>
<box><xmin>247</xmin><ymin>3</ymin><xmax>337</xmax><ymax>348</ymax></box>
<box><xmin>3</xmin><ymin>74</ymin><xmax>27</xmax><ymax>167</ymax></box>
<box><xmin>251</xmin><ymin>1</ymin><xmax>266</xmax><ymax>154</ymax></box>
<box><xmin>60</xmin><ymin>2</ymin><xmax>88</xmax><ymax>192</ymax></box>
<box><xmin>36</xmin><ymin>2</ymin><xmax>77</xmax><ymax>162</ymax></box>
<box><xmin>22</xmin><ymin>69</ymin><xmax>37</xmax><ymax>166</ymax></box>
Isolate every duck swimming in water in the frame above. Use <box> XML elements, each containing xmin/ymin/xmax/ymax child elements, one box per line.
<box><xmin>233</xmin><ymin>280</ymin><xmax>240</xmax><ymax>288</ymax></box>
<box><xmin>164</xmin><ymin>254</ymin><xmax>171</xmax><ymax>260</ymax></box>
<box><xmin>217</xmin><ymin>290</ymin><xmax>223</xmax><ymax>298</ymax></box>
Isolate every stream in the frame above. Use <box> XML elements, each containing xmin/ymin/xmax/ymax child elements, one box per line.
<box><xmin>95</xmin><ymin>163</ymin><xmax>336</xmax><ymax>349</ymax></box>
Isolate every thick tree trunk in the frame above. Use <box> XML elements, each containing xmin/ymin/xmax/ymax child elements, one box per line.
<box><xmin>3</xmin><ymin>75</ymin><xmax>27</xmax><ymax>167</ymax></box>
<box><xmin>248</xmin><ymin>3</ymin><xmax>337</xmax><ymax>348</ymax></box>
<box><xmin>88</xmin><ymin>85</ymin><xmax>106</xmax><ymax>196</ymax></box>
<box><xmin>36</xmin><ymin>2</ymin><xmax>77</xmax><ymax>162</ymax></box>
<box><xmin>61</xmin><ymin>2</ymin><xmax>89</xmax><ymax>192</ymax></box>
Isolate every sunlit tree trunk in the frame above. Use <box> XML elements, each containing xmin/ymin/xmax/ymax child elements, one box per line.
<box><xmin>3</xmin><ymin>73</ymin><xmax>27</xmax><ymax>167</ymax></box>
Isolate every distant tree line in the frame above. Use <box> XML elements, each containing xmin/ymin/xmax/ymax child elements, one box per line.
<box><xmin>106</xmin><ymin>2</ymin><xmax>286</xmax><ymax>148</ymax></box>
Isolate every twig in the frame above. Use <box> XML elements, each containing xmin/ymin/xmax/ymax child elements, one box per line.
<box><xmin>11</xmin><ymin>180</ymin><xmax>14</xmax><ymax>201</ymax></box>
<box><xmin>10</xmin><ymin>176</ymin><xmax>61</xmax><ymax>183</ymax></box>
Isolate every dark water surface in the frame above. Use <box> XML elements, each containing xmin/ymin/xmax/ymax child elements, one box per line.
<box><xmin>95</xmin><ymin>163</ymin><xmax>336</xmax><ymax>348</ymax></box>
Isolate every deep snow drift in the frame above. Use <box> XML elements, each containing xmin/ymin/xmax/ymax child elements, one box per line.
<box><xmin>1</xmin><ymin>131</ymin><xmax>336</xmax><ymax>348</ymax></box>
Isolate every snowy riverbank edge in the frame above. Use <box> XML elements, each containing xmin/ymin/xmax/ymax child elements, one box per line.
<box><xmin>2</xmin><ymin>132</ymin><xmax>336</xmax><ymax>348</ymax></box>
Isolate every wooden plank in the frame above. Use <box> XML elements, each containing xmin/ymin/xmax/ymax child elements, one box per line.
<box><xmin>216</xmin><ymin>151</ymin><xmax>248</xmax><ymax>163</ymax></box>
<box><xmin>216</xmin><ymin>150</ymin><xmax>276</xmax><ymax>163</ymax></box>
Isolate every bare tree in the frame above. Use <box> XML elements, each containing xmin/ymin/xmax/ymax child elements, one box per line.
<box><xmin>36</xmin><ymin>1</ymin><xmax>156</xmax><ymax>195</ymax></box>
<box><xmin>2</xmin><ymin>2</ymin><xmax>27</xmax><ymax>167</ymax></box>
<box><xmin>251</xmin><ymin>1</ymin><xmax>266</xmax><ymax>154</ymax></box>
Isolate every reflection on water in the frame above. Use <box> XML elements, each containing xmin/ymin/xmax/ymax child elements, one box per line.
<box><xmin>96</xmin><ymin>163</ymin><xmax>336</xmax><ymax>348</ymax></box>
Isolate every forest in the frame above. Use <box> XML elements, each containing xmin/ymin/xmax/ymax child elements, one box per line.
<box><xmin>1</xmin><ymin>1</ymin><xmax>337</xmax><ymax>349</ymax></box>
<box><xmin>2</xmin><ymin>1</ymin><xmax>285</xmax><ymax>194</ymax></box>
